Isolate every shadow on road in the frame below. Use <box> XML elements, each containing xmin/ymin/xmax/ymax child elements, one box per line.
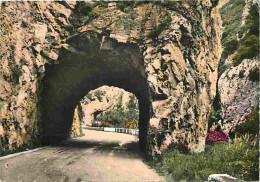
<box><xmin>48</xmin><ymin>139</ymin><xmax>142</xmax><ymax>159</ymax></box>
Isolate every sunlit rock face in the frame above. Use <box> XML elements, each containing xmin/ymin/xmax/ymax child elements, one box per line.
<box><xmin>0</xmin><ymin>1</ymin><xmax>222</xmax><ymax>155</ymax></box>
<box><xmin>71</xmin><ymin>106</ymin><xmax>83</xmax><ymax>138</ymax></box>
<box><xmin>77</xmin><ymin>86</ymin><xmax>137</xmax><ymax>126</ymax></box>
<box><xmin>217</xmin><ymin>59</ymin><xmax>259</xmax><ymax>133</ymax></box>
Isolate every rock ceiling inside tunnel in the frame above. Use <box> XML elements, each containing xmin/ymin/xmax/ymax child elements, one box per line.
<box><xmin>0</xmin><ymin>1</ymin><xmax>222</xmax><ymax>155</ymax></box>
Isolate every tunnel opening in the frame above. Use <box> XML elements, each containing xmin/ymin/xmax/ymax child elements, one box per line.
<box><xmin>70</xmin><ymin>85</ymin><xmax>140</xmax><ymax>145</ymax></box>
<box><xmin>40</xmin><ymin>32</ymin><xmax>152</xmax><ymax>152</ymax></box>
<box><xmin>71</xmin><ymin>85</ymin><xmax>139</xmax><ymax>130</ymax></box>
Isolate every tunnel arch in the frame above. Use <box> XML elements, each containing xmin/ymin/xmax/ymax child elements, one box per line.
<box><xmin>40</xmin><ymin>32</ymin><xmax>152</xmax><ymax>151</ymax></box>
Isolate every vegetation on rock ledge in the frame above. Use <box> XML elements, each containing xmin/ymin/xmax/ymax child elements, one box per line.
<box><xmin>220</xmin><ymin>0</ymin><xmax>259</xmax><ymax>72</ymax></box>
<box><xmin>94</xmin><ymin>95</ymin><xmax>139</xmax><ymax>128</ymax></box>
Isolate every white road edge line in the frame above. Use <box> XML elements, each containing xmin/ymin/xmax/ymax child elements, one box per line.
<box><xmin>0</xmin><ymin>147</ymin><xmax>43</xmax><ymax>161</ymax></box>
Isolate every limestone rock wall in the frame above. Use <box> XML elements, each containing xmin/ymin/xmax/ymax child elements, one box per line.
<box><xmin>0</xmin><ymin>1</ymin><xmax>222</xmax><ymax>154</ymax></box>
<box><xmin>0</xmin><ymin>1</ymin><xmax>77</xmax><ymax>150</ymax></box>
<box><xmin>216</xmin><ymin>59</ymin><xmax>259</xmax><ymax>133</ymax></box>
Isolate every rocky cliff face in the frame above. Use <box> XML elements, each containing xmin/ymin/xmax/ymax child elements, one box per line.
<box><xmin>77</xmin><ymin>86</ymin><xmax>137</xmax><ymax>126</ymax></box>
<box><xmin>0</xmin><ymin>1</ymin><xmax>77</xmax><ymax>150</ymax></box>
<box><xmin>215</xmin><ymin>59</ymin><xmax>259</xmax><ymax>133</ymax></box>
<box><xmin>0</xmin><ymin>1</ymin><xmax>222</xmax><ymax>155</ymax></box>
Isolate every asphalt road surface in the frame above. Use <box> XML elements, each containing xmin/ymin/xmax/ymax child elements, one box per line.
<box><xmin>0</xmin><ymin>129</ymin><xmax>164</xmax><ymax>182</ymax></box>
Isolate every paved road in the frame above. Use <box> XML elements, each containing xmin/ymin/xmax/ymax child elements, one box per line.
<box><xmin>0</xmin><ymin>129</ymin><xmax>164</xmax><ymax>182</ymax></box>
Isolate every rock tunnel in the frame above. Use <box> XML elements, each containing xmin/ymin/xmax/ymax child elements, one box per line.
<box><xmin>0</xmin><ymin>1</ymin><xmax>222</xmax><ymax>154</ymax></box>
<box><xmin>40</xmin><ymin>32</ymin><xmax>152</xmax><ymax>151</ymax></box>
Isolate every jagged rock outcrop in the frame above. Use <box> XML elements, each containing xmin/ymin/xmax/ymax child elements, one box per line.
<box><xmin>216</xmin><ymin>59</ymin><xmax>259</xmax><ymax>133</ymax></box>
<box><xmin>77</xmin><ymin>86</ymin><xmax>137</xmax><ymax>126</ymax></box>
<box><xmin>0</xmin><ymin>1</ymin><xmax>222</xmax><ymax>155</ymax></box>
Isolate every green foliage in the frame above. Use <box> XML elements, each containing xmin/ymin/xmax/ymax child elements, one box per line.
<box><xmin>123</xmin><ymin>119</ymin><xmax>138</xmax><ymax>129</ymax></box>
<box><xmin>127</xmin><ymin>95</ymin><xmax>137</xmax><ymax>109</ymax></box>
<box><xmin>221</xmin><ymin>0</ymin><xmax>245</xmax><ymax>44</ymax></box>
<box><xmin>95</xmin><ymin>0</ymin><xmax>108</xmax><ymax>8</ymax></box>
<box><xmin>69</xmin><ymin>2</ymin><xmax>98</xmax><ymax>28</ymax></box>
<box><xmin>221</xmin><ymin>1</ymin><xmax>259</xmax><ymax>68</ymax></box>
<box><xmin>238</xmin><ymin>70</ymin><xmax>245</xmax><ymax>78</ymax></box>
<box><xmin>93</xmin><ymin>121</ymin><xmax>112</xmax><ymax>127</ymax></box>
<box><xmin>96</xmin><ymin>108</ymin><xmax>123</xmax><ymax>127</ymax></box>
<box><xmin>235</xmin><ymin>109</ymin><xmax>259</xmax><ymax>136</ymax></box>
<box><xmin>218</xmin><ymin>64</ymin><xmax>228</xmax><ymax>75</ymax></box>
<box><xmin>147</xmin><ymin>15</ymin><xmax>171</xmax><ymax>40</ymax></box>
<box><xmin>86</xmin><ymin>93</ymin><xmax>93</xmax><ymax>100</ymax></box>
<box><xmin>154</xmin><ymin>135</ymin><xmax>259</xmax><ymax>181</ymax></box>
<box><xmin>96</xmin><ymin>95</ymin><xmax>139</xmax><ymax>128</ymax></box>
<box><xmin>117</xmin><ymin>93</ymin><xmax>123</xmax><ymax>108</ymax></box>
<box><xmin>116</xmin><ymin>1</ymin><xmax>144</xmax><ymax>12</ymax></box>
<box><xmin>208</xmin><ymin>94</ymin><xmax>222</xmax><ymax>131</ymax></box>
<box><xmin>243</xmin><ymin>4</ymin><xmax>259</xmax><ymax>36</ymax></box>
<box><xmin>96</xmin><ymin>107</ymin><xmax>139</xmax><ymax>128</ymax></box>
<box><xmin>218</xmin><ymin>0</ymin><xmax>246</xmax><ymax>73</ymax></box>
<box><xmin>248</xmin><ymin>67</ymin><xmax>259</xmax><ymax>82</ymax></box>
<box><xmin>208</xmin><ymin>107</ymin><xmax>222</xmax><ymax>131</ymax></box>
<box><xmin>94</xmin><ymin>90</ymin><xmax>105</xmax><ymax>102</ymax></box>
<box><xmin>233</xmin><ymin>35</ymin><xmax>259</xmax><ymax>66</ymax></box>
<box><xmin>222</xmin><ymin>39</ymin><xmax>239</xmax><ymax>57</ymax></box>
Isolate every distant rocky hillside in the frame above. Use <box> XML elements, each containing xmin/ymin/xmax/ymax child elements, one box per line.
<box><xmin>75</xmin><ymin>86</ymin><xmax>138</xmax><ymax>126</ymax></box>
<box><xmin>219</xmin><ymin>0</ymin><xmax>258</xmax><ymax>72</ymax></box>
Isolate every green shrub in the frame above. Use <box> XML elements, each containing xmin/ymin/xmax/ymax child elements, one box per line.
<box><xmin>95</xmin><ymin>0</ymin><xmax>108</xmax><ymax>8</ymax></box>
<box><xmin>231</xmin><ymin>4</ymin><xmax>259</xmax><ymax>66</ymax></box>
<box><xmin>221</xmin><ymin>0</ymin><xmax>245</xmax><ymax>45</ymax></box>
<box><xmin>235</xmin><ymin>109</ymin><xmax>259</xmax><ymax>136</ymax></box>
<box><xmin>116</xmin><ymin>1</ymin><xmax>143</xmax><ymax>12</ymax></box>
<box><xmin>233</xmin><ymin>34</ymin><xmax>259</xmax><ymax>64</ymax></box>
<box><xmin>123</xmin><ymin>119</ymin><xmax>138</xmax><ymax>129</ymax></box>
<box><xmin>127</xmin><ymin>95</ymin><xmax>137</xmax><ymax>109</ymax></box>
<box><xmin>69</xmin><ymin>2</ymin><xmax>98</xmax><ymax>28</ymax></box>
<box><xmin>94</xmin><ymin>90</ymin><xmax>105</xmax><ymax>102</ymax></box>
<box><xmin>208</xmin><ymin>94</ymin><xmax>222</xmax><ymax>131</ymax></box>
<box><xmin>223</xmin><ymin>39</ymin><xmax>239</xmax><ymax>57</ymax></box>
<box><xmin>155</xmin><ymin>134</ymin><xmax>259</xmax><ymax>181</ymax></box>
<box><xmin>96</xmin><ymin>106</ymin><xmax>139</xmax><ymax>128</ymax></box>
<box><xmin>238</xmin><ymin>70</ymin><xmax>245</xmax><ymax>78</ymax></box>
<box><xmin>86</xmin><ymin>93</ymin><xmax>93</xmax><ymax>100</ymax></box>
<box><xmin>248</xmin><ymin>67</ymin><xmax>259</xmax><ymax>82</ymax></box>
<box><xmin>117</xmin><ymin>93</ymin><xmax>123</xmax><ymax>108</ymax></box>
<box><xmin>221</xmin><ymin>2</ymin><xmax>259</xmax><ymax>65</ymax></box>
<box><xmin>147</xmin><ymin>15</ymin><xmax>171</xmax><ymax>40</ymax></box>
<box><xmin>100</xmin><ymin>121</ymin><xmax>112</xmax><ymax>127</ymax></box>
<box><xmin>218</xmin><ymin>64</ymin><xmax>228</xmax><ymax>75</ymax></box>
<box><xmin>244</xmin><ymin>4</ymin><xmax>259</xmax><ymax>36</ymax></box>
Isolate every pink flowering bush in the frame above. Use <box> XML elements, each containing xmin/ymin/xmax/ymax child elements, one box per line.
<box><xmin>206</xmin><ymin>131</ymin><xmax>229</xmax><ymax>143</ymax></box>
